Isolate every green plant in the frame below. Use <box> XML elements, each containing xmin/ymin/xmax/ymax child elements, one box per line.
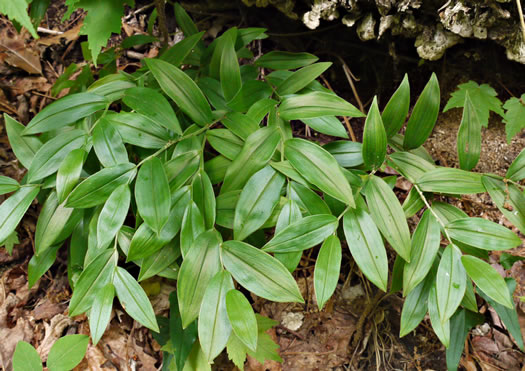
<box><xmin>2</xmin><ymin>5</ymin><xmax>525</xmax><ymax>370</ymax></box>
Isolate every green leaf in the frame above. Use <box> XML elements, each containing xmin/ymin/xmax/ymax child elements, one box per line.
<box><xmin>362</xmin><ymin>96</ymin><xmax>387</xmax><ymax>169</ymax></box>
<box><xmin>437</xmin><ymin>245</ymin><xmax>467</xmax><ymax>322</ymax></box>
<box><xmin>399</xmin><ymin>269</ymin><xmax>434</xmax><ymax>337</ymax></box>
<box><xmin>1</xmin><ymin>230</ymin><xmax>19</xmax><ymax>255</ymax></box>
<box><xmin>403</xmin><ymin>73</ymin><xmax>440</xmax><ymax>150</ymax></box>
<box><xmin>92</xmin><ymin>118</ymin><xmax>128</xmax><ymax>167</ymax></box>
<box><xmin>285</xmin><ymin>138</ymin><xmax>354</xmax><ymax>206</ymax></box>
<box><xmin>221</xmin><ymin>240</ymin><xmax>304</xmax><ymax>303</ymax></box>
<box><xmin>35</xmin><ymin>191</ymin><xmax>74</xmax><ymax>255</ymax></box>
<box><xmin>69</xmin><ymin>249</ymin><xmax>117</xmax><ymax>316</ymax></box>
<box><xmin>216</xmin><ymin>190</ymin><xmax>240</xmax><ymax>229</ymax></box>
<box><xmin>138</xmin><ymin>241</ymin><xmax>180</xmax><ymax>282</ymax></box>
<box><xmin>343</xmin><ymin>207</ymin><xmax>388</xmax><ymax>291</ymax></box>
<box><xmin>403</xmin><ymin>210</ymin><xmax>441</xmax><ymax>295</ymax></box>
<box><xmin>207</xmin><ymin>129</ymin><xmax>244</xmax><ymax>160</ymax></box>
<box><xmin>416</xmin><ymin>168</ymin><xmax>484</xmax><ymax>194</ymax></box>
<box><xmin>461</xmin><ymin>255</ymin><xmax>513</xmax><ymax>308</ymax></box>
<box><xmin>323</xmin><ymin>141</ymin><xmax>363</xmax><ymax>168</ymax></box>
<box><xmin>174</xmin><ymin>3</ymin><xmax>200</xmax><ymax>36</ymax></box>
<box><xmin>387</xmin><ymin>151</ymin><xmax>435</xmax><ymax>183</ymax></box>
<box><xmin>123</xmin><ymin>87</ymin><xmax>182</xmax><ymax>135</ymax></box>
<box><xmin>227</xmin><ymin>80</ymin><xmax>273</xmax><ymax>113</ymax></box>
<box><xmin>191</xmin><ymin>170</ymin><xmax>216</xmax><ymax>229</ymax></box>
<box><xmin>205</xmin><ymin>155</ymin><xmax>231</xmax><ymax>185</ymax></box>
<box><xmin>161</xmin><ymin>31</ymin><xmax>205</xmax><ymax>67</ymax></box>
<box><xmin>446</xmin><ymin>309</ymin><xmax>484</xmax><ymax>371</ymax></box>
<box><xmin>402</xmin><ymin>188</ymin><xmax>425</xmax><ymax>218</ymax></box>
<box><xmin>27</xmin><ymin>129</ymin><xmax>86</xmax><ymax>183</ymax></box>
<box><xmin>169</xmin><ymin>291</ymin><xmax>198</xmax><ymax>370</ymax></box>
<box><xmin>477</xmin><ymin>278</ymin><xmax>524</xmax><ymax>351</ymax></box>
<box><xmin>364</xmin><ymin>175</ymin><xmax>411</xmax><ymax>261</ymax></box>
<box><xmin>457</xmin><ymin>92</ymin><xmax>481</xmax><ymax>170</ymax></box>
<box><xmin>226</xmin><ymin>290</ymin><xmax>258</xmax><ymax>352</ymax></box>
<box><xmin>273</xmin><ymin>199</ymin><xmax>303</xmax><ymax>272</ymax></box>
<box><xmin>234</xmin><ymin>166</ymin><xmax>285</xmax><ymax>241</ymax></box>
<box><xmin>23</xmin><ymin>93</ymin><xmax>107</xmax><ymax>134</ymax></box>
<box><xmin>222</xmin><ymin>112</ymin><xmax>260</xmax><ymax>140</ymax></box>
<box><xmin>146</xmin><ymin>58</ymin><xmax>212</xmax><ymax>126</ymax></box>
<box><xmin>314</xmin><ymin>235</ymin><xmax>342</xmax><ymax>309</ymax></box>
<box><xmin>503</xmin><ymin>94</ymin><xmax>525</xmax><ymax>141</ymax></box>
<box><xmin>462</xmin><ymin>280</ymin><xmax>478</xmax><ymax>313</ymax></box>
<box><xmin>180</xmin><ymin>201</ymin><xmax>205</xmax><ymax>258</ymax></box>
<box><xmin>444</xmin><ymin>81</ymin><xmax>503</xmax><ymax>128</ymax></box>
<box><xmin>166</xmin><ymin>151</ymin><xmax>200</xmax><ymax>192</ymax></box>
<box><xmin>183</xmin><ymin>341</ymin><xmax>211</xmax><ymax>371</ymax></box>
<box><xmin>289</xmin><ymin>181</ymin><xmax>331</xmax><ymax>215</ymax></box>
<box><xmin>136</xmin><ymin>157</ymin><xmax>170</xmax><ymax>234</ymax></box>
<box><xmin>114</xmin><ymin>266</ymin><xmax>159</xmax><ymax>331</ymax></box>
<box><xmin>66</xmin><ymin>163</ymin><xmax>136</xmax><ymax>208</ymax></box>
<box><xmin>276</xmin><ymin>62</ymin><xmax>332</xmax><ymax>96</ymax></box>
<box><xmin>301</xmin><ymin>116</ymin><xmax>348</xmax><ymax>138</ymax></box>
<box><xmin>107</xmin><ymin>112</ymin><xmax>171</xmax><ymax>149</ymax></box>
<box><xmin>484</xmin><ymin>176</ymin><xmax>525</xmax><ymax>235</ymax></box>
<box><xmin>77</xmin><ymin>0</ymin><xmax>126</xmax><ymax>64</ymax></box>
<box><xmin>389</xmin><ymin>133</ymin><xmax>435</xmax><ymax>163</ymax></box>
<box><xmin>0</xmin><ymin>176</ymin><xmax>19</xmax><ymax>195</ymax></box>
<box><xmin>0</xmin><ymin>0</ymin><xmax>38</xmax><ymax>38</ymax></box>
<box><xmin>28</xmin><ymin>244</ymin><xmax>60</xmax><ymax>288</ymax></box>
<box><xmin>177</xmin><ymin>230</ymin><xmax>222</xmax><ymax>328</ymax></box>
<box><xmin>255</xmin><ymin>51</ymin><xmax>318</xmax><ymax>70</ymax></box>
<box><xmin>246</xmin><ymin>98</ymin><xmax>278</xmax><ymax>123</ymax></box>
<box><xmin>4</xmin><ymin>114</ymin><xmax>42</xmax><ymax>169</ymax></box>
<box><xmin>121</xmin><ymin>34</ymin><xmax>157</xmax><ymax>49</ymax></box>
<box><xmin>97</xmin><ymin>184</ymin><xmax>130</xmax><ymax>249</ymax></box>
<box><xmin>279</xmin><ymin>91</ymin><xmax>364</xmax><ymax>121</ymax></box>
<box><xmin>382</xmin><ymin>74</ymin><xmax>410</xmax><ymax>138</ymax></box>
<box><xmin>221</xmin><ymin>126</ymin><xmax>280</xmax><ymax>193</ymax></box>
<box><xmin>47</xmin><ymin>335</ymin><xmax>89</xmax><ymax>371</ymax></box>
<box><xmin>87</xmin><ymin>74</ymin><xmax>135</xmax><ymax>101</ymax></box>
<box><xmin>0</xmin><ymin>186</ymin><xmax>39</xmax><ymax>243</ymax></box>
<box><xmin>13</xmin><ymin>341</ymin><xmax>42</xmax><ymax>371</ymax></box>
<box><xmin>56</xmin><ymin>149</ymin><xmax>85</xmax><ymax>204</ymax></box>
<box><xmin>270</xmin><ymin>161</ymin><xmax>310</xmax><ymax>187</ymax></box>
<box><xmin>428</xmin><ymin>281</ymin><xmax>450</xmax><ymax>348</ymax></box>
<box><xmin>89</xmin><ymin>283</ymin><xmax>114</xmax><ymax>345</ymax></box>
<box><xmin>198</xmin><ymin>271</ymin><xmax>234</xmax><ymax>362</ymax></box>
<box><xmin>220</xmin><ymin>35</ymin><xmax>242</xmax><ymax>101</ymax></box>
<box><xmin>446</xmin><ymin>217</ymin><xmax>521</xmax><ymax>251</ymax></box>
<box><xmin>506</xmin><ymin>148</ymin><xmax>525</xmax><ymax>181</ymax></box>
<box><xmin>262</xmin><ymin>214</ymin><xmax>338</xmax><ymax>253</ymax></box>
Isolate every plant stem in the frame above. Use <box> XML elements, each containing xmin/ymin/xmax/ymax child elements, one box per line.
<box><xmin>87</xmin><ymin>104</ymin><xmax>111</xmax><ymax>135</ymax></box>
<box><xmin>516</xmin><ymin>0</ymin><xmax>525</xmax><ymax>42</ymax></box>
<box><xmin>155</xmin><ymin>0</ymin><xmax>170</xmax><ymax>47</ymax></box>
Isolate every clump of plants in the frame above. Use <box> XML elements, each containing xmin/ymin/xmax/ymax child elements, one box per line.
<box><xmin>3</xmin><ymin>4</ymin><xmax>525</xmax><ymax>370</ymax></box>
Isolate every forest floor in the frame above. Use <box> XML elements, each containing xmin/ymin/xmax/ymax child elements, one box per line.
<box><xmin>1</xmin><ymin>1</ymin><xmax>525</xmax><ymax>370</ymax></box>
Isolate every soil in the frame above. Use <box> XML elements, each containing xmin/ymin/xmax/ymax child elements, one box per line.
<box><xmin>1</xmin><ymin>1</ymin><xmax>525</xmax><ymax>370</ymax></box>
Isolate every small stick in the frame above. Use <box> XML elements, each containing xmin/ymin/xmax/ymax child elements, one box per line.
<box><xmin>516</xmin><ymin>0</ymin><xmax>525</xmax><ymax>42</ymax></box>
<box><xmin>320</xmin><ymin>75</ymin><xmax>358</xmax><ymax>141</ymax></box>
<box><xmin>37</xmin><ymin>27</ymin><xmax>63</xmax><ymax>35</ymax></box>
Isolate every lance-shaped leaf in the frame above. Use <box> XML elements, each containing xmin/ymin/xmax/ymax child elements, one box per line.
<box><xmin>87</xmin><ymin>74</ymin><xmax>136</xmax><ymax>101</ymax></box>
<box><xmin>255</xmin><ymin>51</ymin><xmax>318</xmax><ymax>70</ymax></box>
<box><xmin>89</xmin><ymin>283</ymin><xmax>114</xmax><ymax>345</ymax></box>
<box><xmin>428</xmin><ymin>281</ymin><xmax>450</xmax><ymax>348</ymax></box>
<box><xmin>13</xmin><ymin>341</ymin><xmax>42</xmax><ymax>371</ymax></box>
<box><xmin>166</xmin><ymin>151</ymin><xmax>200</xmax><ymax>192</ymax></box>
<box><xmin>220</xmin><ymin>35</ymin><xmax>242</xmax><ymax>101</ymax></box>
<box><xmin>221</xmin><ymin>240</ymin><xmax>304</xmax><ymax>303</ymax></box>
<box><xmin>97</xmin><ymin>184</ymin><xmax>130</xmax><ymax>249</ymax></box>
<box><xmin>446</xmin><ymin>309</ymin><xmax>484</xmax><ymax>371</ymax></box>
<box><xmin>146</xmin><ymin>59</ymin><xmax>212</xmax><ymax>126</ymax></box>
<box><xmin>301</xmin><ymin>116</ymin><xmax>348</xmax><ymax>138</ymax></box>
<box><xmin>69</xmin><ymin>249</ymin><xmax>117</xmax><ymax>316</ymax></box>
<box><xmin>403</xmin><ymin>210</ymin><xmax>441</xmax><ymax>295</ymax></box>
<box><xmin>23</xmin><ymin>92</ymin><xmax>107</xmax><ymax>134</ymax></box>
<box><xmin>437</xmin><ymin>245</ymin><xmax>467</xmax><ymax>322</ymax></box>
<box><xmin>445</xmin><ymin>217</ymin><xmax>521</xmax><ymax>251</ymax></box>
<box><xmin>323</xmin><ymin>141</ymin><xmax>363</xmax><ymax>168</ymax></box>
<box><xmin>222</xmin><ymin>112</ymin><xmax>259</xmax><ymax>140</ymax></box>
<box><xmin>0</xmin><ymin>176</ymin><xmax>19</xmax><ymax>196</ymax></box>
<box><xmin>482</xmin><ymin>176</ymin><xmax>525</xmax><ymax>234</ymax></box>
<box><xmin>207</xmin><ymin>129</ymin><xmax>244</xmax><ymax>160</ymax></box>
<box><xmin>364</xmin><ymin>175</ymin><xmax>411</xmax><ymax>261</ymax></box>
<box><xmin>123</xmin><ymin>87</ymin><xmax>182</xmax><ymax>134</ymax></box>
<box><xmin>161</xmin><ymin>31</ymin><xmax>205</xmax><ymax>67</ymax></box>
<box><xmin>66</xmin><ymin>163</ymin><xmax>136</xmax><ymax>208</ymax></box>
<box><xmin>274</xmin><ymin>199</ymin><xmax>303</xmax><ymax>272</ymax></box>
<box><xmin>234</xmin><ymin>166</ymin><xmax>285</xmax><ymax>241</ymax></box>
<box><xmin>114</xmin><ymin>267</ymin><xmax>159</xmax><ymax>331</ymax></box>
<box><xmin>221</xmin><ymin>126</ymin><xmax>280</xmax><ymax>193</ymax></box>
<box><xmin>227</xmin><ymin>80</ymin><xmax>273</xmax><ymax>113</ymax></box>
<box><xmin>56</xmin><ymin>149</ymin><xmax>85</xmax><ymax>204</ymax></box>
<box><xmin>192</xmin><ymin>170</ymin><xmax>216</xmax><ymax>229</ymax></box>
<box><xmin>403</xmin><ymin>73</ymin><xmax>440</xmax><ymax>150</ymax></box>
<box><xmin>180</xmin><ymin>201</ymin><xmax>205</xmax><ymax>257</ymax></box>
<box><xmin>289</xmin><ymin>181</ymin><xmax>331</xmax><ymax>215</ymax></box>
<box><xmin>387</xmin><ymin>151</ymin><xmax>435</xmax><ymax>183</ymax></box>
<box><xmin>4</xmin><ymin>114</ymin><xmax>42</xmax><ymax>169</ymax></box>
<box><xmin>362</xmin><ymin>96</ymin><xmax>387</xmax><ymax>169</ymax></box>
<box><xmin>276</xmin><ymin>62</ymin><xmax>332</xmax><ymax>96</ymax></box>
<box><xmin>168</xmin><ymin>291</ymin><xmax>198</xmax><ymax>370</ymax></box>
<box><xmin>177</xmin><ymin>230</ymin><xmax>222</xmax><ymax>328</ymax></box>
<box><xmin>226</xmin><ymin>290</ymin><xmax>258</xmax><ymax>352</ymax></box>
<box><xmin>461</xmin><ymin>255</ymin><xmax>513</xmax><ymax>308</ymax></box>
<box><xmin>343</xmin><ymin>207</ymin><xmax>388</xmax><ymax>291</ymax></box>
<box><xmin>35</xmin><ymin>191</ymin><xmax>74</xmax><ymax>255</ymax></box>
<box><xmin>416</xmin><ymin>168</ymin><xmax>485</xmax><ymax>194</ymax></box>
<box><xmin>107</xmin><ymin>112</ymin><xmax>171</xmax><ymax>149</ymax></box>
<box><xmin>403</xmin><ymin>187</ymin><xmax>425</xmax><ymax>218</ymax></box>
<box><xmin>262</xmin><ymin>214</ymin><xmax>338</xmax><ymax>253</ymax></box>
<box><xmin>136</xmin><ymin>157</ymin><xmax>170</xmax><ymax>234</ymax></box>
<box><xmin>270</xmin><ymin>161</ymin><xmax>310</xmax><ymax>187</ymax></box>
<box><xmin>199</xmin><ymin>271</ymin><xmax>234</xmax><ymax>362</ymax></box>
<box><xmin>46</xmin><ymin>335</ymin><xmax>89</xmax><ymax>371</ymax></box>
<box><xmin>457</xmin><ymin>91</ymin><xmax>481</xmax><ymax>171</ymax></box>
<box><xmin>216</xmin><ymin>190</ymin><xmax>240</xmax><ymax>229</ymax></box>
<box><xmin>28</xmin><ymin>244</ymin><xmax>61</xmax><ymax>288</ymax></box>
<box><xmin>138</xmin><ymin>241</ymin><xmax>180</xmax><ymax>282</ymax></box>
<box><xmin>314</xmin><ymin>235</ymin><xmax>342</xmax><ymax>309</ymax></box>
<box><xmin>382</xmin><ymin>74</ymin><xmax>410</xmax><ymax>138</ymax></box>
<box><xmin>506</xmin><ymin>148</ymin><xmax>525</xmax><ymax>181</ymax></box>
<box><xmin>279</xmin><ymin>91</ymin><xmax>364</xmax><ymax>121</ymax></box>
<box><xmin>285</xmin><ymin>138</ymin><xmax>354</xmax><ymax>206</ymax></box>
<box><xmin>400</xmin><ymin>270</ymin><xmax>434</xmax><ymax>337</ymax></box>
<box><xmin>93</xmin><ymin>117</ymin><xmax>128</xmax><ymax>167</ymax></box>
<box><xmin>27</xmin><ymin>129</ymin><xmax>86</xmax><ymax>183</ymax></box>
<box><xmin>205</xmin><ymin>155</ymin><xmax>230</xmax><ymax>185</ymax></box>
<box><xmin>0</xmin><ymin>185</ymin><xmax>39</xmax><ymax>243</ymax></box>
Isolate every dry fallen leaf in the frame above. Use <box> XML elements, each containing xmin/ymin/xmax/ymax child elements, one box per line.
<box><xmin>0</xmin><ymin>29</ymin><xmax>42</xmax><ymax>74</ymax></box>
<box><xmin>37</xmin><ymin>22</ymin><xmax>83</xmax><ymax>47</ymax></box>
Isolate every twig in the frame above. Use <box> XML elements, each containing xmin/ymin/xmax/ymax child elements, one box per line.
<box><xmin>154</xmin><ymin>0</ymin><xmax>169</xmax><ymax>47</ymax></box>
<box><xmin>37</xmin><ymin>27</ymin><xmax>63</xmax><ymax>35</ymax></box>
<box><xmin>123</xmin><ymin>3</ymin><xmax>155</xmax><ymax>21</ymax></box>
<box><xmin>320</xmin><ymin>75</ymin><xmax>357</xmax><ymax>141</ymax></box>
<box><xmin>516</xmin><ymin>0</ymin><xmax>525</xmax><ymax>42</ymax></box>
<box><xmin>337</xmin><ymin>56</ymin><xmax>365</xmax><ymax>114</ymax></box>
